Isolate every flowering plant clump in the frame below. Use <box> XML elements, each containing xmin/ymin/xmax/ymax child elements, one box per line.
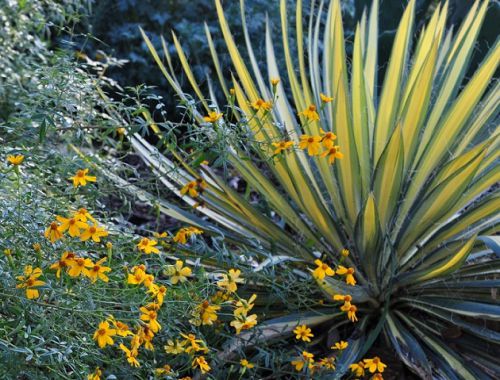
<box><xmin>0</xmin><ymin>148</ymin><xmax>276</xmax><ymax>378</ymax></box>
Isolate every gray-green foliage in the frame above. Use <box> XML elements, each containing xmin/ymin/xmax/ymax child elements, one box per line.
<box><xmin>0</xmin><ymin>0</ymin><xmax>90</xmax><ymax>119</ymax></box>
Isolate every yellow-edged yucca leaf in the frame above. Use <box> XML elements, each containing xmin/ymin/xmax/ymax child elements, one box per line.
<box><xmin>373</xmin><ymin>0</ymin><xmax>415</xmax><ymax>162</ymax></box>
<box><xmin>126</xmin><ymin>0</ymin><xmax>500</xmax><ymax>376</ymax></box>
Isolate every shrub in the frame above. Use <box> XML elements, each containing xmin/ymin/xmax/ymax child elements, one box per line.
<box><xmin>125</xmin><ymin>0</ymin><xmax>500</xmax><ymax>377</ymax></box>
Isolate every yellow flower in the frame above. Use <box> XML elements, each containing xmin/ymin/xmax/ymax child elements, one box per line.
<box><xmin>137</xmin><ymin>237</ymin><xmax>160</xmax><ymax>254</ymax></box>
<box><xmin>149</xmin><ymin>284</ymin><xmax>167</xmax><ymax>305</ymax></box>
<box><xmin>106</xmin><ymin>242</ymin><xmax>113</xmax><ymax>250</ymax></box>
<box><xmin>173</xmin><ymin>226</ymin><xmax>203</xmax><ymax>244</ymax></box>
<box><xmin>7</xmin><ymin>154</ymin><xmax>24</xmax><ymax>166</ymax></box>
<box><xmin>16</xmin><ymin>266</ymin><xmax>45</xmax><ymax>299</ymax></box>
<box><xmin>320</xmin><ymin>93</ymin><xmax>334</xmax><ymax>103</ymax></box>
<box><xmin>250</xmin><ymin>98</ymin><xmax>273</xmax><ymax>111</ymax></box>
<box><xmin>333</xmin><ymin>294</ymin><xmax>352</xmax><ymax>303</ymax></box>
<box><xmin>217</xmin><ymin>268</ymin><xmax>244</xmax><ymax>293</ymax></box>
<box><xmin>336</xmin><ymin>265</ymin><xmax>356</xmax><ymax>285</ymax></box>
<box><xmin>93</xmin><ymin>321</ymin><xmax>116</xmax><ymax>348</ymax></box>
<box><xmin>234</xmin><ymin>293</ymin><xmax>257</xmax><ymax>317</ymax></box>
<box><xmin>346</xmin><ymin>304</ymin><xmax>358</xmax><ymax>322</ymax></box>
<box><xmin>270</xmin><ymin>78</ymin><xmax>280</xmax><ymax>86</ymax></box>
<box><xmin>298</xmin><ymin>135</ymin><xmax>322</xmax><ymax>156</ymax></box>
<box><xmin>203</xmin><ymin>111</ymin><xmax>223</xmax><ymax>123</ymax></box>
<box><xmin>291</xmin><ymin>351</ymin><xmax>314</xmax><ymax>372</ymax></box>
<box><xmin>73</xmin><ymin>208</ymin><xmax>96</xmax><ymax>223</ymax></box>
<box><xmin>67</xmin><ymin>257</ymin><xmax>93</xmax><ymax>277</ymax></box>
<box><xmin>293</xmin><ymin>325</ymin><xmax>314</xmax><ymax>342</ymax></box>
<box><xmin>335</xmin><ymin>294</ymin><xmax>353</xmax><ymax>312</ymax></box>
<box><xmin>87</xmin><ymin>367</ymin><xmax>102</xmax><ymax>380</ymax></box>
<box><xmin>192</xmin><ymin>356</ymin><xmax>211</xmax><ymax>374</ymax></box>
<box><xmin>119</xmin><ymin>343</ymin><xmax>140</xmax><ymax>367</ymax></box>
<box><xmin>193</xmin><ymin>300</ymin><xmax>221</xmax><ymax>326</ymax></box>
<box><xmin>230</xmin><ymin>313</ymin><xmax>257</xmax><ymax>334</ymax></box>
<box><xmin>180</xmin><ymin>333</ymin><xmax>208</xmax><ymax>354</ymax></box>
<box><xmin>363</xmin><ymin>357</ymin><xmax>387</xmax><ymax>373</ymax></box>
<box><xmin>272</xmin><ymin>140</ymin><xmax>294</xmax><ymax>154</ymax></box>
<box><xmin>107</xmin><ymin>316</ymin><xmax>133</xmax><ymax>337</ymax></box>
<box><xmin>319</xmin><ymin>357</ymin><xmax>336</xmax><ymax>369</ymax></box>
<box><xmin>143</xmin><ymin>274</ymin><xmax>155</xmax><ymax>288</ymax></box>
<box><xmin>371</xmin><ymin>373</ymin><xmax>384</xmax><ymax>380</ymax></box>
<box><xmin>56</xmin><ymin>215</ymin><xmax>88</xmax><ymax>237</ymax></box>
<box><xmin>312</xmin><ymin>259</ymin><xmax>335</xmax><ymax>280</ymax></box>
<box><xmin>240</xmin><ymin>359</ymin><xmax>255</xmax><ymax>369</ymax></box>
<box><xmin>299</xmin><ymin>104</ymin><xmax>320</xmax><ymax>121</ymax></box>
<box><xmin>164</xmin><ymin>339</ymin><xmax>185</xmax><ymax>355</ymax></box>
<box><xmin>155</xmin><ymin>364</ymin><xmax>172</xmax><ymax>376</ymax></box>
<box><xmin>349</xmin><ymin>361</ymin><xmax>365</xmax><ymax>377</ymax></box>
<box><xmin>84</xmin><ymin>257</ymin><xmax>111</xmax><ymax>283</ymax></box>
<box><xmin>139</xmin><ymin>306</ymin><xmax>162</xmax><ymax>332</ymax></box>
<box><xmin>80</xmin><ymin>224</ymin><xmax>109</xmax><ymax>242</ymax></box>
<box><xmin>321</xmin><ymin>145</ymin><xmax>344</xmax><ymax>165</ymax></box>
<box><xmin>319</xmin><ymin>128</ymin><xmax>337</xmax><ymax>148</ymax></box>
<box><xmin>127</xmin><ymin>265</ymin><xmax>147</xmax><ymax>285</ymax></box>
<box><xmin>341</xmin><ymin>248</ymin><xmax>349</xmax><ymax>257</ymax></box>
<box><xmin>49</xmin><ymin>251</ymin><xmax>77</xmax><ymax>278</ymax></box>
<box><xmin>137</xmin><ymin>325</ymin><xmax>155</xmax><ymax>351</ymax></box>
<box><xmin>229</xmin><ymin>88</ymin><xmax>236</xmax><ymax>96</ymax></box>
<box><xmin>32</xmin><ymin>243</ymin><xmax>41</xmax><ymax>252</ymax></box>
<box><xmin>44</xmin><ymin>221</ymin><xmax>63</xmax><ymax>243</ymax></box>
<box><xmin>166</xmin><ymin>260</ymin><xmax>192</xmax><ymax>284</ymax></box>
<box><xmin>180</xmin><ymin>181</ymin><xmax>199</xmax><ymax>197</ymax></box>
<box><xmin>4</xmin><ymin>248</ymin><xmax>12</xmax><ymax>256</ymax></box>
<box><xmin>69</xmin><ymin>168</ymin><xmax>96</xmax><ymax>187</ymax></box>
<box><xmin>331</xmin><ymin>340</ymin><xmax>348</xmax><ymax>350</ymax></box>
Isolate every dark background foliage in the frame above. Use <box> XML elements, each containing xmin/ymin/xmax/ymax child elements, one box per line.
<box><xmin>79</xmin><ymin>0</ymin><xmax>498</xmax><ymax>117</ymax></box>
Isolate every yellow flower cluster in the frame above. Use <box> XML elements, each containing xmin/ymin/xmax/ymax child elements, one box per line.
<box><xmin>180</xmin><ymin>178</ymin><xmax>208</xmax><ymax>206</ymax></box>
<box><xmin>230</xmin><ymin>293</ymin><xmax>258</xmax><ymax>334</ymax></box>
<box><xmin>298</xmin><ymin>129</ymin><xmax>344</xmax><ymax>163</ymax></box>
<box><xmin>334</xmin><ymin>294</ymin><xmax>358</xmax><ymax>322</ymax></box>
<box><xmin>349</xmin><ymin>356</ymin><xmax>387</xmax><ymax>378</ymax></box>
<box><xmin>271</xmin><ymin>130</ymin><xmax>343</xmax><ymax>166</ymax></box>
<box><xmin>44</xmin><ymin>208</ymin><xmax>108</xmax><ymax>243</ymax></box>
<box><xmin>135</xmin><ymin>226</ymin><xmax>203</xmax><ymax>255</ymax></box>
<box><xmin>163</xmin><ymin>333</ymin><xmax>210</xmax><ymax>375</ymax></box>
<box><xmin>290</xmin><ymin>323</ymin><xmax>348</xmax><ymax>374</ymax></box>
<box><xmin>312</xmin><ymin>259</ymin><xmax>355</xmax><ymax>286</ymax></box>
<box><xmin>94</xmin><ymin>259</ymin><xmax>173</xmax><ymax>368</ymax></box>
<box><xmin>49</xmin><ymin>252</ymin><xmax>111</xmax><ymax>283</ymax></box>
<box><xmin>173</xmin><ymin>226</ymin><xmax>203</xmax><ymax>244</ymax></box>
<box><xmin>190</xmin><ymin>300</ymin><xmax>221</xmax><ymax>326</ymax></box>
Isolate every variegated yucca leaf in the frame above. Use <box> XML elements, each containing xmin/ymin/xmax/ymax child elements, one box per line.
<box><xmin>108</xmin><ymin>0</ymin><xmax>499</xmax><ymax>377</ymax></box>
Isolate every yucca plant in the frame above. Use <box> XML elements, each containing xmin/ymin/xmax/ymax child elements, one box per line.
<box><xmin>114</xmin><ymin>0</ymin><xmax>499</xmax><ymax>377</ymax></box>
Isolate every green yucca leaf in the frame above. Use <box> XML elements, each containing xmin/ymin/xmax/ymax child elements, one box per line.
<box><xmin>354</xmin><ymin>194</ymin><xmax>381</xmax><ymax>285</ymax></box>
<box><xmin>386</xmin><ymin>313</ymin><xmax>432</xmax><ymax>378</ymax></box>
<box><xmin>126</xmin><ymin>0</ymin><xmax>500</xmax><ymax>376</ymax></box>
<box><xmin>373</xmin><ymin>0</ymin><xmax>415</xmax><ymax>163</ymax></box>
